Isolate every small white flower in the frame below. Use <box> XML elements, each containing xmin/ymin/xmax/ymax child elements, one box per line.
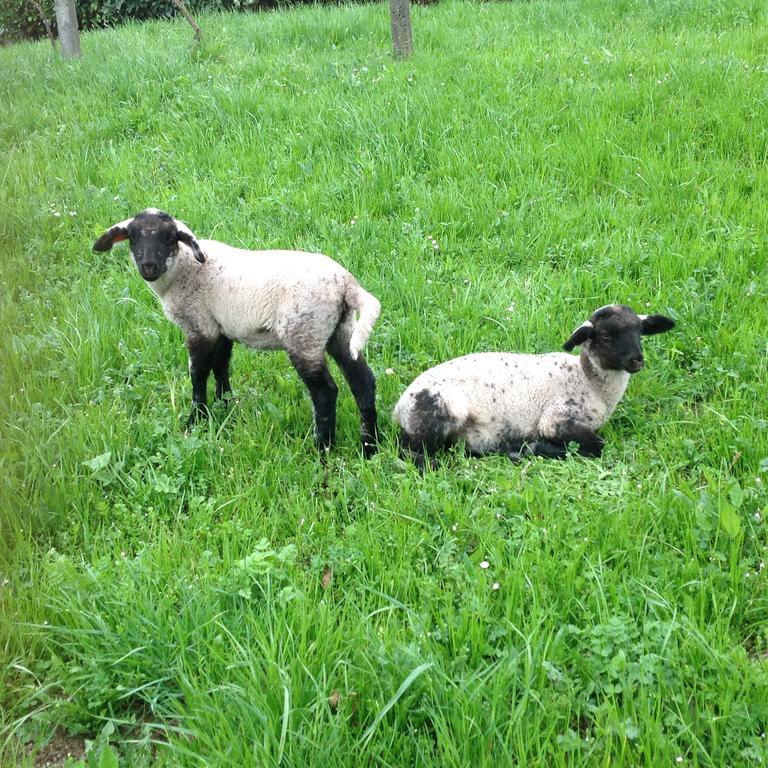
<box><xmin>299</xmin><ymin>517</ymin><xmax>305</xmax><ymax>526</ymax></box>
<box><xmin>676</xmin><ymin>758</ymin><xmax>683</xmax><ymax>764</ymax></box>
<box><xmin>755</xmin><ymin>512</ymin><xmax>762</xmax><ymax>521</ymax></box>
<box><xmin>480</xmin><ymin>560</ymin><xmax>490</xmax><ymax>570</ymax></box>
<box><xmin>451</xmin><ymin>524</ymin><xmax>458</xmax><ymax>532</ymax></box>
<box><xmin>385</xmin><ymin>367</ymin><xmax>395</xmax><ymax>375</ymax></box>
<box><xmin>53</xmin><ymin>211</ymin><xmax>61</xmax><ymax>217</ymax></box>
<box><xmin>492</xmin><ymin>582</ymin><xmax>500</xmax><ymax>590</ymax></box>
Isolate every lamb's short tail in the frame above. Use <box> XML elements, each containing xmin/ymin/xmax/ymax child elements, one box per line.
<box><xmin>346</xmin><ymin>281</ymin><xmax>381</xmax><ymax>360</ymax></box>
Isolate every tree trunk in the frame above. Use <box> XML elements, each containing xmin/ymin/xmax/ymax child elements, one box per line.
<box><xmin>389</xmin><ymin>0</ymin><xmax>413</xmax><ymax>59</ymax></box>
<box><xmin>53</xmin><ymin>0</ymin><xmax>81</xmax><ymax>58</ymax></box>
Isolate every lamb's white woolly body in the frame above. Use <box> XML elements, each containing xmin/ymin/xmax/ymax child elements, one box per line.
<box><xmin>393</xmin><ymin>304</ymin><xmax>675</xmax><ymax>467</ymax></box>
<box><xmin>151</xmin><ymin>241</ymin><xmax>378</xmax><ymax>360</ymax></box>
<box><xmin>94</xmin><ymin>209</ymin><xmax>381</xmax><ymax>453</ymax></box>
<box><xmin>394</xmin><ymin>350</ymin><xmax>629</xmax><ymax>454</ymax></box>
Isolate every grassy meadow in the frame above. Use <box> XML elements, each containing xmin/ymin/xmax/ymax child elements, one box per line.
<box><xmin>2</xmin><ymin>0</ymin><xmax>768</xmax><ymax>764</ymax></box>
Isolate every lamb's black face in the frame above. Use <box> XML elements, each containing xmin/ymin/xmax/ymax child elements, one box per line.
<box><xmin>93</xmin><ymin>209</ymin><xmax>206</xmax><ymax>274</ymax></box>
<box><xmin>563</xmin><ymin>304</ymin><xmax>676</xmax><ymax>374</ymax></box>
<box><xmin>588</xmin><ymin>306</ymin><xmax>646</xmax><ymax>373</ymax></box>
<box><xmin>126</xmin><ymin>210</ymin><xmax>179</xmax><ymax>282</ymax></box>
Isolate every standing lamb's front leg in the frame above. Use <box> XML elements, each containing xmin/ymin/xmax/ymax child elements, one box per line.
<box><xmin>289</xmin><ymin>353</ymin><xmax>339</xmax><ymax>451</ymax></box>
<box><xmin>186</xmin><ymin>334</ymin><xmax>219</xmax><ymax>427</ymax></box>
<box><xmin>211</xmin><ymin>335</ymin><xmax>234</xmax><ymax>401</ymax></box>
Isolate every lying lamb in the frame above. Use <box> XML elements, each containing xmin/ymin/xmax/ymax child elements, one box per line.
<box><xmin>94</xmin><ymin>209</ymin><xmax>381</xmax><ymax>455</ymax></box>
<box><xmin>393</xmin><ymin>304</ymin><xmax>675</xmax><ymax>470</ymax></box>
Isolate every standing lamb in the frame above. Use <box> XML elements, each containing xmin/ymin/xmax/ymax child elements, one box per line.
<box><xmin>393</xmin><ymin>304</ymin><xmax>675</xmax><ymax>470</ymax></box>
<box><xmin>94</xmin><ymin>209</ymin><xmax>381</xmax><ymax>455</ymax></box>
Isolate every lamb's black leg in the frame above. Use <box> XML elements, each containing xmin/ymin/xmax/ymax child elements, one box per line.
<box><xmin>211</xmin><ymin>336</ymin><xmax>234</xmax><ymax>400</ymax></box>
<box><xmin>527</xmin><ymin>440</ymin><xmax>569</xmax><ymax>459</ymax></box>
<box><xmin>327</xmin><ymin>335</ymin><xmax>379</xmax><ymax>457</ymax></box>
<box><xmin>466</xmin><ymin>440</ymin><xmax>530</xmax><ymax>462</ymax></box>
<box><xmin>399</xmin><ymin>431</ymin><xmax>428</xmax><ymax>473</ymax></box>
<box><xmin>290</xmin><ymin>354</ymin><xmax>339</xmax><ymax>451</ymax></box>
<box><xmin>186</xmin><ymin>335</ymin><xmax>218</xmax><ymax>427</ymax></box>
<box><xmin>532</xmin><ymin>424</ymin><xmax>605</xmax><ymax>459</ymax></box>
<box><xmin>398</xmin><ymin>430</ymin><xmax>440</xmax><ymax>473</ymax></box>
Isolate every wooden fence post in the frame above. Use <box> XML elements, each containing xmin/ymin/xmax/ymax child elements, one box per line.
<box><xmin>389</xmin><ymin>0</ymin><xmax>413</xmax><ymax>59</ymax></box>
<box><xmin>53</xmin><ymin>0</ymin><xmax>81</xmax><ymax>57</ymax></box>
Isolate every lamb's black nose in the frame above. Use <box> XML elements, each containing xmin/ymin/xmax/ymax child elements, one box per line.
<box><xmin>141</xmin><ymin>264</ymin><xmax>160</xmax><ymax>280</ymax></box>
<box><xmin>627</xmin><ymin>355</ymin><xmax>644</xmax><ymax>373</ymax></box>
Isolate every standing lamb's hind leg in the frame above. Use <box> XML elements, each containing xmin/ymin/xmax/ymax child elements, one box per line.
<box><xmin>211</xmin><ymin>336</ymin><xmax>234</xmax><ymax>401</ymax></box>
<box><xmin>289</xmin><ymin>352</ymin><xmax>339</xmax><ymax>451</ymax></box>
<box><xmin>327</xmin><ymin>318</ymin><xmax>379</xmax><ymax>457</ymax></box>
<box><xmin>186</xmin><ymin>334</ymin><xmax>219</xmax><ymax>427</ymax></box>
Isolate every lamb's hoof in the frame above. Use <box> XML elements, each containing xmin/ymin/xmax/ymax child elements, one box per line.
<box><xmin>315</xmin><ymin>438</ymin><xmax>335</xmax><ymax>454</ymax></box>
<box><xmin>413</xmin><ymin>453</ymin><xmax>438</xmax><ymax>474</ymax></box>
<box><xmin>362</xmin><ymin>440</ymin><xmax>378</xmax><ymax>459</ymax></box>
<box><xmin>185</xmin><ymin>405</ymin><xmax>210</xmax><ymax>431</ymax></box>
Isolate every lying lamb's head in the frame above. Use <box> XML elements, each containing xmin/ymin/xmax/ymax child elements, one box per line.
<box><xmin>563</xmin><ymin>304</ymin><xmax>675</xmax><ymax>373</ymax></box>
<box><xmin>93</xmin><ymin>209</ymin><xmax>205</xmax><ymax>282</ymax></box>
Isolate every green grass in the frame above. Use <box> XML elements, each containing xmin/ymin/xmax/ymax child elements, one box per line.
<box><xmin>2</xmin><ymin>0</ymin><xmax>768</xmax><ymax>764</ymax></box>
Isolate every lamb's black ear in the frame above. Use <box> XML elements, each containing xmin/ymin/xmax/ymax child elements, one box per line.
<box><xmin>93</xmin><ymin>220</ymin><xmax>131</xmax><ymax>252</ymax></box>
<box><xmin>176</xmin><ymin>230</ymin><xmax>206</xmax><ymax>263</ymax></box>
<box><xmin>639</xmin><ymin>314</ymin><xmax>675</xmax><ymax>336</ymax></box>
<box><xmin>563</xmin><ymin>321</ymin><xmax>594</xmax><ymax>351</ymax></box>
